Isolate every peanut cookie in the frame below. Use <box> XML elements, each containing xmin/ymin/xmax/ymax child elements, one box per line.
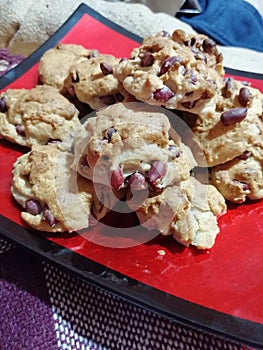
<box><xmin>64</xmin><ymin>54</ymin><xmax>133</xmax><ymax>110</ymax></box>
<box><xmin>73</xmin><ymin>103</ymin><xmax>195</xmax><ymax>194</ymax></box>
<box><xmin>210</xmin><ymin>137</ymin><xmax>263</xmax><ymax>203</ymax></box>
<box><xmin>0</xmin><ymin>85</ymin><xmax>80</xmax><ymax>150</ymax></box>
<box><xmin>11</xmin><ymin>145</ymin><xmax>117</xmax><ymax>232</ymax></box>
<box><xmin>180</xmin><ymin>79</ymin><xmax>263</xmax><ymax>167</ymax></box>
<box><xmin>114</xmin><ymin>30</ymin><xmax>224</xmax><ymax>112</ymax></box>
<box><xmin>38</xmin><ymin>43</ymin><xmax>99</xmax><ymax>93</ymax></box>
<box><xmin>131</xmin><ymin>176</ymin><xmax>226</xmax><ymax>249</ymax></box>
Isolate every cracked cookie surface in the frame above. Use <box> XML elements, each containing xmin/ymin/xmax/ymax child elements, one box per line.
<box><xmin>179</xmin><ymin>80</ymin><xmax>263</xmax><ymax>167</ymax></box>
<box><xmin>64</xmin><ymin>54</ymin><xmax>134</xmax><ymax>110</ymax></box>
<box><xmin>11</xmin><ymin>145</ymin><xmax>118</xmax><ymax>232</ymax></box>
<box><xmin>114</xmin><ymin>30</ymin><xmax>224</xmax><ymax>112</ymax></box>
<box><xmin>210</xmin><ymin>137</ymin><xmax>263</xmax><ymax>203</ymax></box>
<box><xmin>131</xmin><ymin>176</ymin><xmax>226</xmax><ymax>249</ymax></box>
<box><xmin>73</xmin><ymin>102</ymin><xmax>195</xmax><ymax>192</ymax></box>
<box><xmin>38</xmin><ymin>43</ymin><xmax>99</xmax><ymax>93</ymax></box>
<box><xmin>0</xmin><ymin>85</ymin><xmax>81</xmax><ymax>150</ymax></box>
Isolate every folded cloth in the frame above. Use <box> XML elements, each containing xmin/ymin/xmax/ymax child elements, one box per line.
<box><xmin>177</xmin><ymin>0</ymin><xmax>263</xmax><ymax>52</ymax></box>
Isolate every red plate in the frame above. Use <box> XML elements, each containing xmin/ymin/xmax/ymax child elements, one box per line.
<box><xmin>0</xmin><ymin>4</ymin><xmax>263</xmax><ymax>348</ymax></box>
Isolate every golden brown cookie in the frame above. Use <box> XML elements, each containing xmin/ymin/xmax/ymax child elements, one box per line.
<box><xmin>180</xmin><ymin>80</ymin><xmax>263</xmax><ymax>167</ymax></box>
<box><xmin>0</xmin><ymin>85</ymin><xmax>80</xmax><ymax>150</ymax></box>
<box><xmin>11</xmin><ymin>145</ymin><xmax>118</xmax><ymax>232</ymax></box>
<box><xmin>171</xmin><ymin>29</ymin><xmax>224</xmax><ymax>74</ymax></box>
<box><xmin>132</xmin><ymin>176</ymin><xmax>226</xmax><ymax>249</ymax></box>
<box><xmin>38</xmin><ymin>43</ymin><xmax>99</xmax><ymax>93</ymax></box>
<box><xmin>114</xmin><ymin>30</ymin><xmax>224</xmax><ymax>112</ymax></box>
<box><xmin>64</xmin><ymin>54</ymin><xmax>133</xmax><ymax>110</ymax></box>
<box><xmin>210</xmin><ymin>136</ymin><xmax>263</xmax><ymax>203</ymax></box>
<box><xmin>73</xmin><ymin>102</ymin><xmax>195</xmax><ymax>193</ymax></box>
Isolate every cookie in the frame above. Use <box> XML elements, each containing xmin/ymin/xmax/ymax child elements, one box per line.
<box><xmin>64</xmin><ymin>54</ymin><xmax>133</xmax><ymax>110</ymax></box>
<box><xmin>114</xmin><ymin>30</ymin><xmax>224</xmax><ymax>111</ymax></box>
<box><xmin>38</xmin><ymin>43</ymin><xmax>99</xmax><ymax>93</ymax></box>
<box><xmin>131</xmin><ymin>176</ymin><xmax>226</xmax><ymax>249</ymax></box>
<box><xmin>171</xmin><ymin>29</ymin><xmax>224</xmax><ymax>74</ymax></box>
<box><xmin>210</xmin><ymin>137</ymin><xmax>263</xmax><ymax>203</ymax></box>
<box><xmin>73</xmin><ymin>102</ymin><xmax>195</xmax><ymax>193</ymax></box>
<box><xmin>11</xmin><ymin>145</ymin><xmax>118</xmax><ymax>232</ymax></box>
<box><xmin>0</xmin><ymin>85</ymin><xmax>80</xmax><ymax>150</ymax></box>
<box><xmin>180</xmin><ymin>80</ymin><xmax>263</xmax><ymax>167</ymax></box>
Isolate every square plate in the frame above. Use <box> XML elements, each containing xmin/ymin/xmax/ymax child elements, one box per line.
<box><xmin>0</xmin><ymin>4</ymin><xmax>263</xmax><ymax>348</ymax></box>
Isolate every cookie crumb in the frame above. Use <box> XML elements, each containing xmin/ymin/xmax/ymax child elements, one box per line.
<box><xmin>157</xmin><ymin>249</ymin><xmax>166</xmax><ymax>256</ymax></box>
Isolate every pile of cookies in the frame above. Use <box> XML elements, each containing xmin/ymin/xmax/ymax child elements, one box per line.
<box><xmin>73</xmin><ymin>103</ymin><xmax>227</xmax><ymax>249</ymax></box>
<box><xmin>1</xmin><ymin>29</ymin><xmax>262</xmax><ymax>249</ymax></box>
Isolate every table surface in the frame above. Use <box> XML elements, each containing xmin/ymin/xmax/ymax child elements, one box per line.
<box><xmin>0</xmin><ymin>238</ymin><xmax>255</xmax><ymax>350</ymax></box>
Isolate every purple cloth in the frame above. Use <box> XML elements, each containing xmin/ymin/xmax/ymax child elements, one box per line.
<box><xmin>0</xmin><ymin>246</ymin><xmax>58</xmax><ymax>350</ymax></box>
<box><xmin>0</xmin><ymin>240</ymin><xmax>254</xmax><ymax>350</ymax></box>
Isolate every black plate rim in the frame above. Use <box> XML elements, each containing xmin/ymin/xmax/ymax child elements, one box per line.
<box><xmin>0</xmin><ymin>3</ymin><xmax>263</xmax><ymax>348</ymax></box>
